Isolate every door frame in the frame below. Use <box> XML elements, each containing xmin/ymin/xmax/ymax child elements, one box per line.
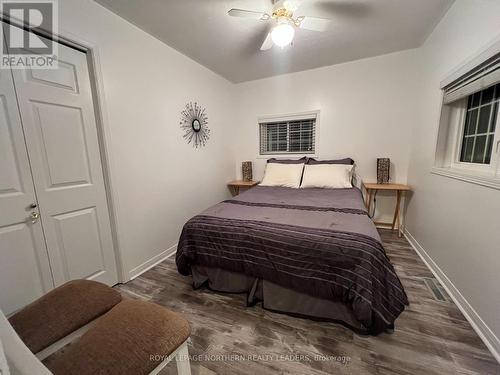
<box><xmin>0</xmin><ymin>15</ymin><xmax>126</xmax><ymax>283</ymax></box>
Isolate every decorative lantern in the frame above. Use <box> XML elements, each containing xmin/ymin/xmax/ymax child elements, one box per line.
<box><xmin>377</xmin><ymin>158</ymin><xmax>390</xmax><ymax>184</ymax></box>
<box><xmin>242</xmin><ymin>161</ymin><xmax>253</xmax><ymax>182</ymax></box>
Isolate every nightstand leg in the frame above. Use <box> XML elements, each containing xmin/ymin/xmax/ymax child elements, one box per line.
<box><xmin>396</xmin><ymin>208</ymin><xmax>400</xmax><ymax>235</ymax></box>
<box><xmin>366</xmin><ymin>190</ymin><xmax>372</xmax><ymax>214</ymax></box>
<box><xmin>399</xmin><ymin>191</ymin><xmax>406</xmax><ymax>238</ymax></box>
<box><xmin>392</xmin><ymin>190</ymin><xmax>401</xmax><ymax>231</ymax></box>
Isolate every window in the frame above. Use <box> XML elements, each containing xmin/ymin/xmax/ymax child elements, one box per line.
<box><xmin>259</xmin><ymin>113</ymin><xmax>317</xmax><ymax>155</ymax></box>
<box><xmin>433</xmin><ymin>44</ymin><xmax>500</xmax><ymax>189</ymax></box>
<box><xmin>459</xmin><ymin>84</ymin><xmax>499</xmax><ymax>164</ymax></box>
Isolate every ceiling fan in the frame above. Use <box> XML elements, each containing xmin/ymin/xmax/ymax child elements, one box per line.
<box><xmin>228</xmin><ymin>0</ymin><xmax>332</xmax><ymax>50</ymax></box>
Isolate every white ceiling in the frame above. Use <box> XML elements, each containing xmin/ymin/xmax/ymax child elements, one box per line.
<box><xmin>94</xmin><ymin>0</ymin><xmax>454</xmax><ymax>83</ymax></box>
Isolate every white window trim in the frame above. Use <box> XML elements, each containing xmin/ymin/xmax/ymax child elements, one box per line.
<box><xmin>432</xmin><ymin>103</ymin><xmax>500</xmax><ymax>189</ymax></box>
<box><xmin>431</xmin><ymin>167</ymin><xmax>500</xmax><ymax>190</ymax></box>
<box><xmin>257</xmin><ymin>110</ymin><xmax>320</xmax><ymax>159</ymax></box>
<box><xmin>433</xmin><ymin>37</ymin><xmax>500</xmax><ymax>190</ymax></box>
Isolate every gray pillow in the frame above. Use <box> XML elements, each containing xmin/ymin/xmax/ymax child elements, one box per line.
<box><xmin>267</xmin><ymin>157</ymin><xmax>307</xmax><ymax>164</ymax></box>
<box><xmin>307</xmin><ymin>157</ymin><xmax>354</xmax><ymax>165</ymax></box>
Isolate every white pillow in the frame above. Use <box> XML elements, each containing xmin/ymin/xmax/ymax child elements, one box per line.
<box><xmin>300</xmin><ymin>164</ymin><xmax>353</xmax><ymax>188</ymax></box>
<box><xmin>260</xmin><ymin>163</ymin><xmax>304</xmax><ymax>188</ymax></box>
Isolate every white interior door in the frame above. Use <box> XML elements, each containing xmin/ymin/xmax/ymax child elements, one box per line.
<box><xmin>0</xmin><ymin>60</ymin><xmax>53</xmax><ymax>315</ymax></box>
<box><xmin>9</xmin><ymin>33</ymin><xmax>118</xmax><ymax>287</ymax></box>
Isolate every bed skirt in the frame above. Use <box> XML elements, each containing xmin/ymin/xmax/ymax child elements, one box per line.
<box><xmin>191</xmin><ymin>265</ymin><xmax>393</xmax><ymax>335</ymax></box>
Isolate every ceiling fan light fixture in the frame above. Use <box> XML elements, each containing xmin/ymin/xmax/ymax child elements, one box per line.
<box><xmin>271</xmin><ymin>22</ymin><xmax>295</xmax><ymax>48</ymax></box>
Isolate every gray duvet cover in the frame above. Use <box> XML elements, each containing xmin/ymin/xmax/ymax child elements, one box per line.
<box><xmin>176</xmin><ymin>186</ymin><xmax>408</xmax><ymax>334</ymax></box>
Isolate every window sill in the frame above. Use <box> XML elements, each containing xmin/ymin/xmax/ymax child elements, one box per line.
<box><xmin>431</xmin><ymin>167</ymin><xmax>500</xmax><ymax>190</ymax></box>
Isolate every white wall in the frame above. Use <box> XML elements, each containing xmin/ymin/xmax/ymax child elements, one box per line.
<box><xmin>233</xmin><ymin>51</ymin><xmax>421</xmax><ymax>222</ymax></box>
<box><xmin>55</xmin><ymin>1</ymin><xmax>500</xmax><ymax>358</ymax></box>
<box><xmin>59</xmin><ymin>0</ymin><xmax>235</xmax><ymax>280</ymax></box>
<box><xmin>406</xmin><ymin>0</ymin><xmax>500</xmax><ymax>358</ymax></box>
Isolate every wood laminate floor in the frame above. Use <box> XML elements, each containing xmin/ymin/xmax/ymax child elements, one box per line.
<box><xmin>117</xmin><ymin>230</ymin><xmax>500</xmax><ymax>375</ymax></box>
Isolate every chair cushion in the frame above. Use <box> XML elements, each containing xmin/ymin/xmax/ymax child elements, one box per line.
<box><xmin>9</xmin><ymin>280</ymin><xmax>121</xmax><ymax>353</ymax></box>
<box><xmin>44</xmin><ymin>299</ymin><xmax>191</xmax><ymax>375</ymax></box>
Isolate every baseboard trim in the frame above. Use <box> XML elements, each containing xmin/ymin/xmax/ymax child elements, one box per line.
<box><xmin>128</xmin><ymin>243</ymin><xmax>177</xmax><ymax>281</ymax></box>
<box><xmin>404</xmin><ymin>229</ymin><xmax>500</xmax><ymax>364</ymax></box>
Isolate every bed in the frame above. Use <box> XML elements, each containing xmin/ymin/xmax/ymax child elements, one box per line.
<box><xmin>176</xmin><ymin>185</ymin><xmax>408</xmax><ymax>334</ymax></box>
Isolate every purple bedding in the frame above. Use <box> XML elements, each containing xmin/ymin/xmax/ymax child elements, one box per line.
<box><xmin>176</xmin><ymin>186</ymin><xmax>408</xmax><ymax>334</ymax></box>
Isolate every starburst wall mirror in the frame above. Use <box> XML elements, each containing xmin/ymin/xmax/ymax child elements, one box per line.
<box><xmin>180</xmin><ymin>102</ymin><xmax>210</xmax><ymax>148</ymax></box>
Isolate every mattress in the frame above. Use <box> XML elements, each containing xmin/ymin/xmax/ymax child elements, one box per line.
<box><xmin>176</xmin><ymin>186</ymin><xmax>408</xmax><ymax>334</ymax></box>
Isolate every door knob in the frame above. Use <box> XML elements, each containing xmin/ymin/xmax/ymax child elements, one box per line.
<box><xmin>30</xmin><ymin>211</ymin><xmax>39</xmax><ymax>224</ymax></box>
<box><xmin>30</xmin><ymin>203</ymin><xmax>37</xmax><ymax>209</ymax></box>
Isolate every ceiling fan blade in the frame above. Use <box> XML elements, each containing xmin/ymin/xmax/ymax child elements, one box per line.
<box><xmin>260</xmin><ymin>32</ymin><xmax>273</xmax><ymax>51</ymax></box>
<box><xmin>283</xmin><ymin>0</ymin><xmax>303</xmax><ymax>12</ymax></box>
<box><xmin>228</xmin><ymin>8</ymin><xmax>270</xmax><ymax>20</ymax></box>
<box><xmin>298</xmin><ymin>16</ymin><xmax>332</xmax><ymax>32</ymax></box>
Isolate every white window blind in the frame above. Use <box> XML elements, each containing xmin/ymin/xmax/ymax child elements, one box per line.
<box><xmin>443</xmin><ymin>52</ymin><xmax>500</xmax><ymax>104</ymax></box>
<box><xmin>259</xmin><ymin>116</ymin><xmax>316</xmax><ymax>155</ymax></box>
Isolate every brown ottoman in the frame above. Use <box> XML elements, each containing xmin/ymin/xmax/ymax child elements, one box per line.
<box><xmin>9</xmin><ymin>280</ymin><xmax>122</xmax><ymax>354</ymax></box>
<box><xmin>44</xmin><ymin>299</ymin><xmax>191</xmax><ymax>375</ymax></box>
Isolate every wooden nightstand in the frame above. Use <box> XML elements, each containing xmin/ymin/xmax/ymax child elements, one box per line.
<box><xmin>362</xmin><ymin>182</ymin><xmax>411</xmax><ymax>237</ymax></box>
<box><xmin>227</xmin><ymin>180</ymin><xmax>259</xmax><ymax>196</ymax></box>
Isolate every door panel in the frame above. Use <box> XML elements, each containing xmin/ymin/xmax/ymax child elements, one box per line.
<box><xmin>0</xmin><ymin>95</ymin><xmax>22</xmax><ymax>194</ymax></box>
<box><xmin>26</xmin><ymin>60</ymin><xmax>79</xmax><ymax>93</ymax></box>
<box><xmin>0</xmin><ymin>66</ymin><xmax>53</xmax><ymax>315</ymax></box>
<box><xmin>0</xmin><ymin>223</ymin><xmax>48</xmax><ymax>314</ymax></box>
<box><xmin>32</xmin><ymin>102</ymin><xmax>92</xmax><ymax>188</ymax></box>
<box><xmin>10</xmin><ymin>33</ymin><xmax>118</xmax><ymax>286</ymax></box>
<box><xmin>52</xmin><ymin>206</ymin><xmax>105</xmax><ymax>280</ymax></box>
